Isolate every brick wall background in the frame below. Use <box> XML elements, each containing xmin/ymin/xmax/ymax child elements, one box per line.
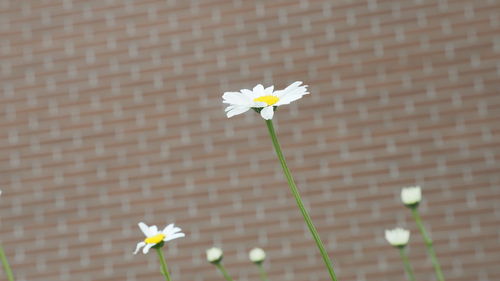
<box><xmin>1</xmin><ymin>0</ymin><xmax>499</xmax><ymax>280</ymax></box>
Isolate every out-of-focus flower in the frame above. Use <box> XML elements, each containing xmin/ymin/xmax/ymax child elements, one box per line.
<box><xmin>206</xmin><ymin>247</ymin><xmax>223</xmax><ymax>263</ymax></box>
<box><xmin>222</xmin><ymin>81</ymin><xmax>309</xmax><ymax>120</ymax></box>
<box><xmin>134</xmin><ymin>222</ymin><xmax>185</xmax><ymax>254</ymax></box>
<box><xmin>385</xmin><ymin>227</ymin><xmax>410</xmax><ymax>247</ymax></box>
<box><xmin>401</xmin><ymin>186</ymin><xmax>422</xmax><ymax>207</ymax></box>
<box><xmin>249</xmin><ymin>248</ymin><xmax>266</xmax><ymax>263</ymax></box>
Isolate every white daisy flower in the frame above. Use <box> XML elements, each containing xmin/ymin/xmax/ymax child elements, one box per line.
<box><xmin>206</xmin><ymin>247</ymin><xmax>223</xmax><ymax>263</ymax></box>
<box><xmin>401</xmin><ymin>186</ymin><xmax>422</xmax><ymax>207</ymax></box>
<box><xmin>248</xmin><ymin>247</ymin><xmax>266</xmax><ymax>263</ymax></box>
<box><xmin>385</xmin><ymin>227</ymin><xmax>410</xmax><ymax>247</ymax></box>
<box><xmin>134</xmin><ymin>222</ymin><xmax>185</xmax><ymax>255</ymax></box>
<box><xmin>222</xmin><ymin>81</ymin><xmax>309</xmax><ymax>120</ymax></box>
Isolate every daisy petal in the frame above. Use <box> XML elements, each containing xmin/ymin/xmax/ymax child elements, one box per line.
<box><xmin>224</xmin><ymin>105</ymin><xmax>235</xmax><ymax>112</ymax></box>
<box><xmin>143</xmin><ymin>243</ymin><xmax>155</xmax><ymax>254</ymax></box>
<box><xmin>162</xmin><ymin>224</ymin><xmax>174</xmax><ymax>234</ymax></box>
<box><xmin>275</xmin><ymin>92</ymin><xmax>307</xmax><ymax>106</ymax></box>
<box><xmin>134</xmin><ymin>241</ymin><xmax>146</xmax><ymax>255</ymax></box>
<box><xmin>253</xmin><ymin>84</ymin><xmax>265</xmax><ymax>95</ymax></box>
<box><xmin>264</xmin><ymin>85</ymin><xmax>274</xmax><ymax>94</ymax></box>
<box><xmin>164</xmin><ymin>232</ymin><xmax>186</xmax><ymax>242</ymax></box>
<box><xmin>274</xmin><ymin>82</ymin><xmax>309</xmax><ymax>106</ymax></box>
<box><xmin>283</xmin><ymin>81</ymin><xmax>303</xmax><ymax>91</ymax></box>
<box><xmin>226</xmin><ymin>106</ymin><xmax>251</xmax><ymax>118</ymax></box>
<box><xmin>149</xmin><ymin>225</ymin><xmax>158</xmax><ymax>235</ymax></box>
<box><xmin>171</xmin><ymin>227</ymin><xmax>182</xmax><ymax>234</ymax></box>
<box><xmin>241</xmin><ymin>89</ymin><xmax>256</xmax><ymax>98</ymax></box>
<box><xmin>222</xmin><ymin>92</ymin><xmax>252</xmax><ymax>105</ymax></box>
<box><xmin>276</xmin><ymin>81</ymin><xmax>306</xmax><ymax>98</ymax></box>
<box><xmin>260</xmin><ymin>106</ymin><xmax>274</xmax><ymax>120</ymax></box>
<box><xmin>138</xmin><ymin>222</ymin><xmax>151</xmax><ymax>237</ymax></box>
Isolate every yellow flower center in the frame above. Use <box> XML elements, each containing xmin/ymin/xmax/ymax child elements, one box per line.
<box><xmin>254</xmin><ymin>95</ymin><xmax>279</xmax><ymax>106</ymax></box>
<box><xmin>144</xmin><ymin>234</ymin><xmax>165</xmax><ymax>244</ymax></box>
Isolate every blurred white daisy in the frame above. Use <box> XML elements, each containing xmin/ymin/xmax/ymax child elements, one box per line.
<box><xmin>206</xmin><ymin>247</ymin><xmax>223</xmax><ymax>263</ymax></box>
<box><xmin>401</xmin><ymin>186</ymin><xmax>422</xmax><ymax>207</ymax></box>
<box><xmin>223</xmin><ymin>81</ymin><xmax>309</xmax><ymax>120</ymax></box>
<box><xmin>249</xmin><ymin>247</ymin><xmax>266</xmax><ymax>263</ymax></box>
<box><xmin>385</xmin><ymin>227</ymin><xmax>410</xmax><ymax>247</ymax></box>
<box><xmin>134</xmin><ymin>222</ymin><xmax>185</xmax><ymax>254</ymax></box>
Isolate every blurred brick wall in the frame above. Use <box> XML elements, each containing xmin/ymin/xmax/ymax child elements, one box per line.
<box><xmin>1</xmin><ymin>0</ymin><xmax>499</xmax><ymax>280</ymax></box>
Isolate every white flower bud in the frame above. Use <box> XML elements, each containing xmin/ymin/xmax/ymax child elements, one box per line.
<box><xmin>385</xmin><ymin>227</ymin><xmax>410</xmax><ymax>247</ymax></box>
<box><xmin>206</xmin><ymin>247</ymin><xmax>223</xmax><ymax>263</ymax></box>
<box><xmin>249</xmin><ymin>247</ymin><xmax>266</xmax><ymax>263</ymax></box>
<box><xmin>401</xmin><ymin>186</ymin><xmax>421</xmax><ymax>207</ymax></box>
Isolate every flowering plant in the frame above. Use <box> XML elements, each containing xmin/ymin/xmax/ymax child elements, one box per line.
<box><xmin>222</xmin><ymin>82</ymin><xmax>338</xmax><ymax>281</ymax></box>
<box><xmin>134</xmin><ymin>222</ymin><xmax>185</xmax><ymax>281</ymax></box>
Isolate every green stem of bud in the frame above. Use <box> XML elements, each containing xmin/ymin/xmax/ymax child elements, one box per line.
<box><xmin>0</xmin><ymin>244</ymin><xmax>15</xmax><ymax>281</ymax></box>
<box><xmin>214</xmin><ymin>262</ymin><xmax>234</xmax><ymax>281</ymax></box>
<box><xmin>256</xmin><ymin>262</ymin><xmax>270</xmax><ymax>281</ymax></box>
<box><xmin>398</xmin><ymin>247</ymin><xmax>416</xmax><ymax>281</ymax></box>
<box><xmin>411</xmin><ymin>207</ymin><xmax>445</xmax><ymax>281</ymax></box>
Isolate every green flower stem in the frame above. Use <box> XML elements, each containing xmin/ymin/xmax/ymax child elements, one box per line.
<box><xmin>155</xmin><ymin>248</ymin><xmax>172</xmax><ymax>281</ymax></box>
<box><xmin>214</xmin><ymin>262</ymin><xmax>234</xmax><ymax>281</ymax></box>
<box><xmin>411</xmin><ymin>207</ymin><xmax>445</xmax><ymax>281</ymax></box>
<box><xmin>398</xmin><ymin>247</ymin><xmax>416</xmax><ymax>281</ymax></box>
<box><xmin>0</xmin><ymin>244</ymin><xmax>14</xmax><ymax>281</ymax></box>
<box><xmin>256</xmin><ymin>263</ymin><xmax>270</xmax><ymax>281</ymax></box>
<box><xmin>265</xmin><ymin>119</ymin><xmax>338</xmax><ymax>281</ymax></box>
